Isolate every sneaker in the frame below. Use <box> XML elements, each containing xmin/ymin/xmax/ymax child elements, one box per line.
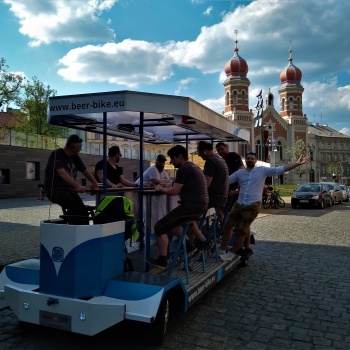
<box><xmin>219</xmin><ymin>251</ymin><xmax>235</xmax><ymax>262</ymax></box>
<box><xmin>240</xmin><ymin>248</ymin><xmax>253</xmax><ymax>261</ymax></box>
<box><xmin>235</xmin><ymin>247</ymin><xmax>244</xmax><ymax>256</ymax></box>
<box><xmin>148</xmin><ymin>256</ymin><xmax>168</xmax><ymax>269</ymax></box>
<box><xmin>217</xmin><ymin>249</ymin><xmax>227</xmax><ymax>256</ymax></box>
<box><xmin>195</xmin><ymin>239</ymin><xmax>211</xmax><ymax>251</ymax></box>
<box><xmin>185</xmin><ymin>241</ymin><xmax>197</xmax><ymax>256</ymax></box>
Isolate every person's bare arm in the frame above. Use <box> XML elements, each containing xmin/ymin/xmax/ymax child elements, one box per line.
<box><xmin>120</xmin><ymin>175</ymin><xmax>138</xmax><ymax>187</ymax></box>
<box><xmin>205</xmin><ymin>175</ymin><xmax>213</xmax><ymax>188</ymax></box>
<box><xmin>82</xmin><ymin>169</ymin><xmax>99</xmax><ymax>189</ymax></box>
<box><xmin>284</xmin><ymin>155</ymin><xmax>310</xmax><ymax>172</ymax></box>
<box><xmin>155</xmin><ymin>182</ymin><xmax>183</xmax><ymax>196</ymax></box>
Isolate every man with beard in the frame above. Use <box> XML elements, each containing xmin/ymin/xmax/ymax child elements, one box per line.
<box><xmin>135</xmin><ymin>154</ymin><xmax>170</xmax><ymax>186</ymax></box>
<box><xmin>94</xmin><ymin>146</ymin><xmax>138</xmax><ymax>188</ymax></box>
<box><xmin>151</xmin><ymin>145</ymin><xmax>209</xmax><ymax>269</ymax></box>
<box><xmin>219</xmin><ymin>151</ymin><xmax>310</xmax><ymax>262</ymax></box>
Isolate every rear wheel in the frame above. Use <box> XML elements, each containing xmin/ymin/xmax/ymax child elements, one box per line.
<box><xmin>277</xmin><ymin>197</ymin><xmax>285</xmax><ymax>208</ymax></box>
<box><xmin>327</xmin><ymin>199</ymin><xmax>332</xmax><ymax>207</ymax></box>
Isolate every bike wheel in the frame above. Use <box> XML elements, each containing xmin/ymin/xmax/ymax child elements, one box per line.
<box><xmin>277</xmin><ymin>197</ymin><xmax>285</xmax><ymax>208</ymax></box>
<box><xmin>263</xmin><ymin>198</ymin><xmax>271</xmax><ymax>209</ymax></box>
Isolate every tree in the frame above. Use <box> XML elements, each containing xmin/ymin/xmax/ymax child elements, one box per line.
<box><xmin>0</xmin><ymin>58</ymin><xmax>25</xmax><ymax>108</ymax></box>
<box><xmin>14</xmin><ymin>76</ymin><xmax>66</xmax><ymax>137</ymax></box>
<box><xmin>287</xmin><ymin>138</ymin><xmax>307</xmax><ymax>182</ymax></box>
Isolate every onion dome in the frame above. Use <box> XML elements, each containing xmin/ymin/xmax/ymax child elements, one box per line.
<box><xmin>280</xmin><ymin>44</ymin><xmax>302</xmax><ymax>87</ymax></box>
<box><xmin>224</xmin><ymin>31</ymin><xmax>249</xmax><ymax>80</ymax></box>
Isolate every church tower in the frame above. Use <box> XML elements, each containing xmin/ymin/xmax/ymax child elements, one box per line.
<box><xmin>223</xmin><ymin>31</ymin><xmax>253</xmax><ymax>125</ymax></box>
<box><xmin>278</xmin><ymin>41</ymin><xmax>307</xmax><ymax>145</ymax></box>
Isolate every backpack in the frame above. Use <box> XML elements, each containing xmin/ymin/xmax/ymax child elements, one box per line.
<box><xmin>94</xmin><ymin>196</ymin><xmax>138</xmax><ymax>241</ymax></box>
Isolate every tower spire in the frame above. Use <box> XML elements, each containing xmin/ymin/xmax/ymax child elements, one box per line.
<box><xmin>288</xmin><ymin>40</ymin><xmax>293</xmax><ymax>63</ymax></box>
<box><xmin>234</xmin><ymin>29</ymin><xmax>239</xmax><ymax>53</ymax></box>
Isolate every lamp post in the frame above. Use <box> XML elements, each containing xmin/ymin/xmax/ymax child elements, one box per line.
<box><xmin>265</xmin><ymin>122</ymin><xmax>277</xmax><ymax>188</ymax></box>
<box><xmin>307</xmin><ymin>144</ymin><xmax>315</xmax><ymax>182</ymax></box>
<box><xmin>254</xmin><ymin>89</ymin><xmax>264</xmax><ymax>161</ymax></box>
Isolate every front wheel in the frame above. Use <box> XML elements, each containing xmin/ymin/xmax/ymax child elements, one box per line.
<box><xmin>318</xmin><ymin>200</ymin><xmax>324</xmax><ymax>209</ymax></box>
<box><xmin>263</xmin><ymin>199</ymin><xmax>271</xmax><ymax>209</ymax></box>
<box><xmin>148</xmin><ymin>297</ymin><xmax>170</xmax><ymax>345</ymax></box>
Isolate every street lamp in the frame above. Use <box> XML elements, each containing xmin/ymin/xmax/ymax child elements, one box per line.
<box><xmin>265</xmin><ymin>122</ymin><xmax>277</xmax><ymax>188</ymax></box>
<box><xmin>307</xmin><ymin>144</ymin><xmax>315</xmax><ymax>182</ymax></box>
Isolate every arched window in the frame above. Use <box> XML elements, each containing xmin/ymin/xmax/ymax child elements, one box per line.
<box><xmin>241</xmin><ymin>90</ymin><xmax>246</xmax><ymax>105</ymax></box>
<box><xmin>233</xmin><ymin>91</ymin><xmax>238</xmax><ymax>104</ymax></box>
<box><xmin>281</xmin><ymin>98</ymin><xmax>285</xmax><ymax>111</ymax></box>
<box><xmin>225</xmin><ymin>92</ymin><xmax>229</xmax><ymax>106</ymax></box>
<box><xmin>297</xmin><ymin>97</ymin><xmax>302</xmax><ymax>110</ymax></box>
<box><xmin>288</xmin><ymin>97</ymin><xmax>294</xmax><ymax>110</ymax></box>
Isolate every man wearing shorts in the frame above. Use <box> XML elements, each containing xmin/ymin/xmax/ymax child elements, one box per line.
<box><xmin>152</xmin><ymin>145</ymin><xmax>209</xmax><ymax>268</ymax></box>
<box><xmin>219</xmin><ymin>151</ymin><xmax>310</xmax><ymax>262</ymax></box>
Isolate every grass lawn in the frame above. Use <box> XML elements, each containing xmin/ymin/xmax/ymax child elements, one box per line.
<box><xmin>274</xmin><ymin>184</ymin><xmax>298</xmax><ymax>197</ymax></box>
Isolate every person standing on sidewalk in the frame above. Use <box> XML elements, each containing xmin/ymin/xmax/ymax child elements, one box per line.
<box><xmin>219</xmin><ymin>151</ymin><xmax>310</xmax><ymax>262</ymax></box>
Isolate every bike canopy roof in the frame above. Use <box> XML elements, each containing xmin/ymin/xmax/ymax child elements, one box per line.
<box><xmin>48</xmin><ymin>90</ymin><xmax>250</xmax><ymax>144</ymax></box>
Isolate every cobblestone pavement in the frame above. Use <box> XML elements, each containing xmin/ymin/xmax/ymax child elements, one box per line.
<box><xmin>1</xmin><ymin>197</ymin><xmax>350</xmax><ymax>349</ymax></box>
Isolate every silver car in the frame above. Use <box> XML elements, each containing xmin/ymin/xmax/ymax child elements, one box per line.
<box><xmin>322</xmin><ymin>182</ymin><xmax>343</xmax><ymax>204</ymax></box>
<box><xmin>339</xmin><ymin>185</ymin><xmax>349</xmax><ymax>202</ymax></box>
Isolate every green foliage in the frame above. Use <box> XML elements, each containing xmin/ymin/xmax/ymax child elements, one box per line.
<box><xmin>286</xmin><ymin>138</ymin><xmax>307</xmax><ymax>179</ymax></box>
<box><xmin>13</xmin><ymin>76</ymin><xmax>66</xmax><ymax>137</ymax></box>
<box><xmin>0</xmin><ymin>58</ymin><xmax>26</xmax><ymax>107</ymax></box>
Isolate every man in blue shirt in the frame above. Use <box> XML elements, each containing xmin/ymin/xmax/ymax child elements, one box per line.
<box><xmin>219</xmin><ymin>151</ymin><xmax>310</xmax><ymax>262</ymax></box>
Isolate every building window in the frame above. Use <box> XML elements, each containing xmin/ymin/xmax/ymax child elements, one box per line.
<box><xmin>0</xmin><ymin>169</ymin><xmax>10</xmax><ymax>184</ymax></box>
<box><xmin>94</xmin><ymin>133</ymin><xmax>101</xmax><ymax>140</ymax></box>
<box><xmin>233</xmin><ymin>91</ymin><xmax>238</xmax><ymax>104</ymax></box>
<box><xmin>225</xmin><ymin>92</ymin><xmax>229</xmax><ymax>106</ymax></box>
<box><xmin>297</xmin><ymin>97</ymin><xmax>302</xmax><ymax>110</ymax></box>
<box><xmin>281</xmin><ymin>98</ymin><xmax>285</xmax><ymax>111</ymax></box>
<box><xmin>241</xmin><ymin>90</ymin><xmax>246</xmax><ymax>105</ymax></box>
<box><xmin>288</xmin><ymin>97</ymin><xmax>294</xmax><ymax>110</ymax></box>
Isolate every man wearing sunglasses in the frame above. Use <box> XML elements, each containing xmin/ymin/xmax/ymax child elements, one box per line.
<box><xmin>94</xmin><ymin>146</ymin><xmax>137</xmax><ymax>188</ymax></box>
<box><xmin>219</xmin><ymin>151</ymin><xmax>310</xmax><ymax>262</ymax></box>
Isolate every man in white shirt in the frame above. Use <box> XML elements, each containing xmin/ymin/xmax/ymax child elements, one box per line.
<box><xmin>136</xmin><ymin>154</ymin><xmax>170</xmax><ymax>186</ymax></box>
<box><xmin>219</xmin><ymin>151</ymin><xmax>310</xmax><ymax>262</ymax></box>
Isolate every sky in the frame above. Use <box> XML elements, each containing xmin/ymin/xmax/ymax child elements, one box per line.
<box><xmin>1</xmin><ymin>0</ymin><xmax>350</xmax><ymax>135</ymax></box>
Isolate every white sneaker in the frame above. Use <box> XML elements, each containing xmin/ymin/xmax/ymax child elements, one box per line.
<box><xmin>219</xmin><ymin>251</ymin><xmax>235</xmax><ymax>262</ymax></box>
<box><xmin>217</xmin><ymin>249</ymin><xmax>226</xmax><ymax>256</ymax></box>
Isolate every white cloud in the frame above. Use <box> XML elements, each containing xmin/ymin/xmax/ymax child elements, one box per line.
<box><xmin>203</xmin><ymin>6</ymin><xmax>213</xmax><ymax>16</ymax></box>
<box><xmin>58</xmin><ymin>40</ymin><xmax>174</xmax><ymax>87</ymax></box>
<box><xmin>53</xmin><ymin>0</ymin><xmax>350</xmax><ymax>130</ymax></box>
<box><xmin>4</xmin><ymin>0</ymin><xmax>116</xmax><ymax>46</ymax></box>
<box><xmin>339</xmin><ymin>128</ymin><xmax>350</xmax><ymax>136</ymax></box>
<box><xmin>200</xmin><ymin>96</ymin><xmax>225</xmax><ymax>115</ymax></box>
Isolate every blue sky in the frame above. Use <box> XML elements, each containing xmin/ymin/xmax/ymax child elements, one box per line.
<box><xmin>1</xmin><ymin>0</ymin><xmax>350</xmax><ymax>135</ymax></box>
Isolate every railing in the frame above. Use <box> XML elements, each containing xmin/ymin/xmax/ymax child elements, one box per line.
<box><xmin>0</xmin><ymin>130</ymin><xmax>159</xmax><ymax>161</ymax></box>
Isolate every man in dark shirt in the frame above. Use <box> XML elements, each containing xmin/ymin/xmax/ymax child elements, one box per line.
<box><xmin>151</xmin><ymin>145</ymin><xmax>209</xmax><ymax>268</ymax></box>
<box><xmin>215</xmin><ymin>142</ymin><xmax>244</xmax><ymax>193</ymax></box>
<box><xmin>94</xmin><ymin>146</ymin><xmax>137</xmax><ymax>188</ymax></box>
<box><xmin>43</xmin><ymin>134</ymin><xmax>98</xmax><ymax>216</ymax></box>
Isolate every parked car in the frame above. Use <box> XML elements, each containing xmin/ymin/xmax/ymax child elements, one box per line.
<box><xmin>339</xmin><ymin>185</ymin><xmax>349</xmax><ymax>202</ymax></box>
<box><xmin>322</xmin><ymin>182</ymin><xmax>343</xmax><ymax>204</ymax></box>
<box><xmin>291</xmin><ymin>183</ymin><xmax>332</xmax><ymax>209</ymax></box>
